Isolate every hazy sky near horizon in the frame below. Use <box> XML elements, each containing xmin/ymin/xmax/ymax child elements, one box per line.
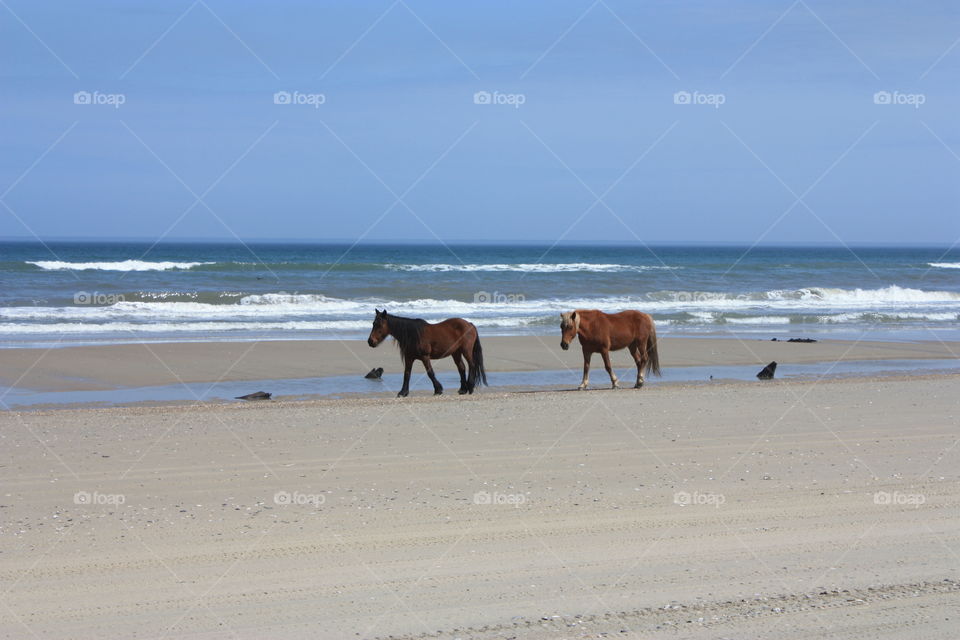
<box><xmin>1</xmin><ymin>1</ymin><xmax>958</xmax><ymax>245</ymax></box>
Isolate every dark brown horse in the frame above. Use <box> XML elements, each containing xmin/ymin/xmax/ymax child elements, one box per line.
<box><xmin>560</xmin><ymin>309</ymin><xmax>661</xmax><ymax>390</ymax></box>
<box><xmin>367</xmin><ymin>309</ymin><xmax>488</xmax><ymax>397</ymax></box>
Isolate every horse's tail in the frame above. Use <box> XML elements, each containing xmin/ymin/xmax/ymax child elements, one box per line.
<box><xmin>646</xmin><ymin>324</ymin><xmax>662</xmax><ymax>377</ymax></box>
<box><xmin>469</xmin><ymin>335</ymin><xmax>488</xmax><ymax>388</ymax></box>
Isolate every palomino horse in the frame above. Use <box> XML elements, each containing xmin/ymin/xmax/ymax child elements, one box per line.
<box><xmin>367</xmin><ymin>309</ymin><xmax>488</xmax><ymax>397</ymax></box>
<box><xmin>560</xmin><ymin>309</ymin><xmax>661</xmax><ymax>390</ymax></box>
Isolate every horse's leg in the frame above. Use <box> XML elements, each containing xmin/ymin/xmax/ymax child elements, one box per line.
<box><xmin>452</xmin><ymin>352</ymin><xmax>469</xmax><ymax>394</ymax></box>
<box><xmin>578</xmin><ymin>346</ymin><xmax>592</xmax><ymax>390</ymax></box>
<box><xmin>600</xmin><ymin>348</ymin><xmax>619</xmax><ymax>389</ymax></box>
<box><xmin>629</xmin><ymin>342</ymin><xmax>644</xmax><ymax>388</ymax></box>
<box><xmin>421</xmin><ymin>356</ymin><xmax>443</xmax><ymax>395</ymax></box>
<box><xmin>462</xmin><ymin>342</ymin><xmax>477</xmax><ymax>393</ymax></box>
<box><xmin>398</xmin><ymin>356</ymin><xmax>414</xmax><ymax>397</ymax></box>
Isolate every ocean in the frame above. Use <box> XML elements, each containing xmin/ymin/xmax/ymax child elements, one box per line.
<box><xmin>2</xmin><ymin>241</ymin><xmax>959</xmax><ymax>348</ymax></box>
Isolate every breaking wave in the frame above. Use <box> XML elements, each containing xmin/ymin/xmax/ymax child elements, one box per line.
<box><xmin>27</xmin><ymin>260</ymin><xmax>215</xmax><ymax>272</ymax></box>
<box><xmin>385</xmin><ymin>263</ymin><xmax>677</xmax><ymax>273</ymax></box>
<box><xmin>1</xmin><ymin>285</ymin><xmax>959</xmax><ymax>339</ymax></box>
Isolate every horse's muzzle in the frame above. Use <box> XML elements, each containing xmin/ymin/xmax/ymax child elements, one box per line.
<box><xmin>367</xmin><ymin>338</ymin><xmax>378</xmax><ymax>348</ymax></box>
<box><xmin>560</xmin><ymin>341</ymin><xmax>569</xmax><ymax>351</ymax></box>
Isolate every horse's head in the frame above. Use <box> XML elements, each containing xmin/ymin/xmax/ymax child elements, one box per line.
<box><xmin>368</xmin><ymin>309</ymin><xmax>390</xmax><ymax>347</ymax></box>
<box><xmin>559</xmin><ymin>310</ymin><xmax>580</xmax><ymax>350</ymax></box>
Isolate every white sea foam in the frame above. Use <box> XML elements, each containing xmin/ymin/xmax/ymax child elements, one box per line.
<box><xmin>929</xmin><ymin>262</ymin><xmax>960</xmax><ymax>269</ymax></box>
<box><xmin>817</xmin><ymin>311</ymin><xmax>960</xmax><ymax>324</ymax></box>
<box><xmin>789</xmin><ymin>286</ymin><xmax>960</xmax><ymax>304</ymax></box>
<box><xmin>239</xmin><ymin>286</ymin><xmax>960</xmax><ymax>313</ymax></box>
<box><xmin>385</xmin><ymin>263</ymin><xmax>677</xmax><ymax>273</ymax></box>
<box><xmin>725</xmin><ymin>316</ymin><xmax>791</xmax><ymax>324</ymax></box>
<box><xmin>2</xmin><ymin>285</ymin><xmax>958</xmax><ymax>336</ymax></box>
<box><xmin>27</xmin><ymin>260</ymin><xmax>214</xmax><ymax>271</ymax></box>
<box><xmin>654</xmin><ymin>286</ymin><xmax>960</xmax><ymax>308</ymax></box>
<box><xmin>0</xmin><ymin>320</ymin><xmax>373</xmax><ymax>334</ymax></box>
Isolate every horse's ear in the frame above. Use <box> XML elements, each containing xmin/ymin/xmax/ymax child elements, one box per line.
<box><xmin>571</xmin><ymin>310</ymin><xmax>577</xmax><ymax>321</ymax></box>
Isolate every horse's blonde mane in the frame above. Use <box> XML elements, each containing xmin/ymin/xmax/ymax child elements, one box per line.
<box><xmin>560</xmin><ymin>311</ymin><xmax>580</xmax><ymax>332</ymax></box>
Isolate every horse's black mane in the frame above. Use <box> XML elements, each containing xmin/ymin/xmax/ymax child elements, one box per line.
<box><xmin>385</xmin><ymin>313</ymin><xmax>427</xmax><ymax>359</ymax></box>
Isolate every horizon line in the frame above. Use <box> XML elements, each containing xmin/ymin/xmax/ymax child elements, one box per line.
<box><xmin>0</xmin><ymin>237</ymin><xmax>956</xmax><ymax>249</ymax></box>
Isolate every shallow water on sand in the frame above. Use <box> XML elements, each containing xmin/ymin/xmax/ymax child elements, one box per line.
<box><xmin>5</xmin><ymin>358</ymin><xmax>959</xmax><ymax>409</ymax></box>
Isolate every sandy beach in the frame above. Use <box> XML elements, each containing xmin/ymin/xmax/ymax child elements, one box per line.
<box><xmin>2</xmin><ymin>367</ymin><xmax>958</xmax><ymax>638</ymax></box>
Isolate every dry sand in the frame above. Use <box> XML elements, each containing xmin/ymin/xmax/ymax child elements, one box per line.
<box><xmin>2</xmin><ymin>373</ymin><xmax>959</xmax><ymax>639</ymax></box>
<box><xmin>2</xmin><ymin>335</ymin><xmax>959</xmax><ymax>391</ymax></box>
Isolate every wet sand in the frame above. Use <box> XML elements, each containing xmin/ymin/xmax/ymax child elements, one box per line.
<box><xmin>2</xmin><ymin>335</ymin><xmax>958</xmax><ymax>392</ymax></box>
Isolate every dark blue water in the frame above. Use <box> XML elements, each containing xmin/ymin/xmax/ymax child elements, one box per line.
<box><xmin>1</xmin><ymin>242</ymin><xmax>959</xmax><ymax>346</ymax></box>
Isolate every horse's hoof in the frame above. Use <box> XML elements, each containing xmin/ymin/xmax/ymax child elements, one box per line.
<box><xmin>458</xmin><ymin>388</ymin><xmax>468</xmax><ymax>395</ymax></box>
<box><xmin>396</xmin><ymin>390</ymin><xmax>408</xmax><ymax>398</ymax></box>
<box><xmin>634</xmin><ymin>383</ymin><xmax>644</xmax><ymax>389</ymax></box>
<box><xmin>577</xmin><ymin>385</ymin><xmax>587</xmax><ymax>391</ymax></box>
<box><xmin>434</xmin><ymin>389</ymin><xmax>443</xmax><ymax>396</ymax></box>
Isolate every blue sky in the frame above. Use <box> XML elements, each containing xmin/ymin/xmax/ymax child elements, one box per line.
<box><xmin>1</xmin><ymin>0</ymin><xmax>958</xmax><ymax>244</ymax></box>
